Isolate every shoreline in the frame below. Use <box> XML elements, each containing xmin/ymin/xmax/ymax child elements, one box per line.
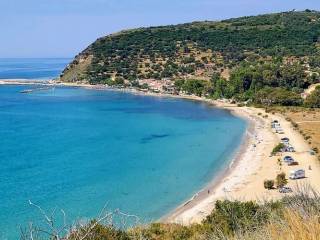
<box><xmin>2</xmin><ymin>79</ymin><xmax>320</xmax><ymax>225</ymax></box>
<box><xmin>162</xmin><ymin>106</ymin><xmax>266</xmax><ymax>224</ymax></box>
<box><xmin>160</xmin><ymin>110</ymin><xmax>255</xmax><ymax>223</ymax></box>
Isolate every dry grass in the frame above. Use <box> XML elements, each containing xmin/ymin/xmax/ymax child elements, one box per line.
<box><xmin>267</xmin><ymin>107</ymin><xmax>320</xmax><ymax>159</ymax></box>
<box><xmin>268</xmin><ymin>210</ymin><xmax>320</xmax><ymax>240</ymax></box>
<box><xmin>285</xmin><ymin>109</ymin><xmax>320</xmax><ymax>156</ymax></box>
<box><xmin>231</xmin><ymin>186</ymin><xmax>320</xmax><ymax>240</ymax></box>
<box><xmin>231</xmin><ymin>210</ymin><xmax>320</xmax><ymax>240</ymax></box>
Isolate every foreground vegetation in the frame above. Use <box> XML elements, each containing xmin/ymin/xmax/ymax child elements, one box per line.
<box><xmin>23</xmin><ymin>188</ymin><xmax>320</xmax><ymax>240</ymax></box>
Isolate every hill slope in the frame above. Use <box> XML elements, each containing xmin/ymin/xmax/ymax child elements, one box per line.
<box><xmin>60</xmin><ymin>10</ymin><xmax>320</xmax><ymax>85</ymax></box>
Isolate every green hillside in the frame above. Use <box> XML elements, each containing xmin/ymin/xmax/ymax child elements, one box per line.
<box><xmin>61</xmin><ymin>10</ymin><xmax>320</xmax><ymax>83</ymax></box>
<box><xmin>60</xmin><ymin>10</ymin><xmax>320</xmax><ymax>107</ymax></box>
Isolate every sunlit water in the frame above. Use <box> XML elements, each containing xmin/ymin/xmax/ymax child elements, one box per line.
<box><xmin>0</xmin><ymin>59</ymin><xmax>247</xmax><ymax>239</ymax></box>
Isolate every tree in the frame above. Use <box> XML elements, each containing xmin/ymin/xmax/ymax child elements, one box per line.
<box><xmin>114</xmin><ymin>77</ymin><xmax>125</xmax><ymax>85</ymax></box>
<box><xmin>279</xmin><ymin>63</ymin><xmax>307</xmax><ymax>89</ymax></box>
<box><xmin>182</xmin><ymin>79</ymin><xmax>208</xmax><ymax>97</ymax></box>
<box><xmin>254</xmin><ymin>88</ymin><xmax>303</xmax><ymax>106</ymax></box>
<box><xmin>211</xmin><ymin>73</ymin><xmax>231</xmax><ymax>98</ymax></box>
<box><xmin>174</xmin><ymin>79</ymin><xmax>185</xmax><ymax>92</ymax></box>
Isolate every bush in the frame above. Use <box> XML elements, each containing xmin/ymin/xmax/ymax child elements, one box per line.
<box><xmin>264</xmin><ymin>180</ymin><xmax>275</xmax><ymax>189</ymax></box>
<box><xmin>68</xmin><ymin>221</ymin><xmax>130</xmax><ymax>240</ymax></box>
<box><xmin>131</xmin><ymin>223</ymin><xmax>195</xmax><ymax>240</ymax></box>
<box><xmin>272</xmin><ymin>143</ymin><xmax>285</xmax><ymax>155</ymax></box>
<box><xmin>276</xmin><ymin>172</ymin><xmax>288</xmax><ymax>188</ymax></box>
<box><xmin>203</xmin><ymin>200</ymin><xmax>270</xmax><ymax>235</ymax></box>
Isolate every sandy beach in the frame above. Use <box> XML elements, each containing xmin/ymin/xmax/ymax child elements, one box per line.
<box><xmin>164</xmin><ymin>104</ymin><xmax>320</xmax><ymax>225</ymax></box>
<box><xmin>1</xmin><ymin>79</ymin><xmax>320</xmax><ymax>226</ymax></box>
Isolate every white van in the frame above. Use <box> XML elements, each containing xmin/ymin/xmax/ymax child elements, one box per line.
<box><xmin>289</xmin><ymin>169</ymin><xmax>305</xmax><ymax>180</ymax></box>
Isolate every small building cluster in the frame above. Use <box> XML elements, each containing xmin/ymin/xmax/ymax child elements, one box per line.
<box><xmin>137</xmin><ymin>79</ymin><xmax>177</xmax><ymax>94</ymax></box>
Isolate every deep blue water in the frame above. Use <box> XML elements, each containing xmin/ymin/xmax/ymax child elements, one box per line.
<box><xmin>0</xmin><ymin>59</ymin><xmax>247</xmax><ymax>239</ymax></box>
<box><xmin>0</xmin><ymin>58</ymin><xmax>70</xmax><ymax>80</ymax></box>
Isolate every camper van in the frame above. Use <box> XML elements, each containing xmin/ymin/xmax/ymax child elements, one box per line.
<box><xmin>271</xmin><ymin>121</ymin><xmax>280</xmax><ymax>129</ymax></box>
<box><xmin>289</xmin><ymin>169</ymin><xmax>305</xmax><ymax>180</ymax></box>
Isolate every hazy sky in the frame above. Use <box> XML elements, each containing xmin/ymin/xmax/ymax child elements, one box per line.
<box><xmin>1</xmin><ymin>0</ymin><xmax>320</xmax><ymax>58</ymax></box>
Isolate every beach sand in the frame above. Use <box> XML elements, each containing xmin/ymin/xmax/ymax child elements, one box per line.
<box><xmin>1</xmin><ymin>79</ymin><xmax>320</xmax><ymax>225</ymax></box>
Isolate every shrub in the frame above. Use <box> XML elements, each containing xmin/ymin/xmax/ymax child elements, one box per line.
<box><xmin>203</xmin><ymin>200</ymin><xmax>270</xmax><ymax>235</ymax></box>
<box><xmin>292</xmin><ymin>122</ymin><xmax>299</xmax><ymax>128</ymax></box>
<box><xmin>132</xmin><ymin>223</ymin><xmax>195</xmax><ymax>240</ymax></box>
<box><xmin>271</xmin><ymin>143</ymin><xmax>285</xmax><ymax>155</ymax></box>
<box><xmin>264</xmin><ymin>180</ymin><xmax>275</xmax><ymax>189</ymax></box>
<box><xmin>276</xmin><ymin>172</ymin><xmax>288</xmax><ymax>188</ymax></box>
<box><xmin>68</xmin><ymin>221</ymin><xmax>130</xmax><ymax>240</ymax></box>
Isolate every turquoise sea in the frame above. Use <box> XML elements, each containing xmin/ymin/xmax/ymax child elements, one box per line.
<box><xmin>0</xmin><ymin>59</ymin><xmax>247</xmax><ymax>239</ymax></box>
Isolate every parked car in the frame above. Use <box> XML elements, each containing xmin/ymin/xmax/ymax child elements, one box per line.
<box><xmin>289</xmin><ymin>169</ymin><xmax>305</xmax><ymax>180</ymax></box>
<box><xmin>309</xmin><ymin>150</ymin><xmax>316</xmax><ymax>156</ymax></box>
<box><xmin>281</xmin><ymin>137</ymin><xmax>290</xmax><ymax>144</ymax></box>
<box><xmin>283</xmin><ymin>156</ymin><xmax>294</xmax><ymax>163</ymax></box>
<box><xmin>279</xmin><ymin>186</ymin><xmax>293</xmax><ymax>193</ymax></box>
<box><xmin>285</xmin><ymin>146</ymin><xmax>295</xmax><ymax>152</ymax></box>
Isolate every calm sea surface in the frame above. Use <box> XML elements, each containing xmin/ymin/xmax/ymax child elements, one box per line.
<box><xmin>0</xmin><ymin>58</ymin><xmax>70</xmax><ymax>80</ymax></box>
<box><xmin>0</xmin><ymin>59</ymin><xmax>247</xmax><ymax>239</ymax></box>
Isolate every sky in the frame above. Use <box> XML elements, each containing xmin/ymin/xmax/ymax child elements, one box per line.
<box><xmin>1</xmin><ymin>0</ymin><xmax>320</xmax><ymax>58</ymax></box>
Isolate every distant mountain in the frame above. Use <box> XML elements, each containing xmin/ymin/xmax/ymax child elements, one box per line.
<box><xmin>60</xmin><ymin>10</ymin><xmax>320</xmax><ymax>85</ymax></box>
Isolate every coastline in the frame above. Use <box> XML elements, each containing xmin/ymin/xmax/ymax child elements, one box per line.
<box><xmin>162</xmin><ymin>105</ymin><xmax>267</xmax><ymax>224</ymax></box>
<box><xmin>160</xmin><ymin>109</ymin><xmax>255</xmax><ymax>223</ymax></box>
<box><xmin>162</xmin><ymin>106</ymin><xmax>320</xmax><ymax>225</ymax></box>
<box><xmin>1</xmin><ymin>79</ymin><xmax>320</xmax><ymax>225</ymax></box>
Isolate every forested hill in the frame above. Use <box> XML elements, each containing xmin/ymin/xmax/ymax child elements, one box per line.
<box><xmin>60</xmin><ymin>10</ymin><xmax>320</xmax><ymax>92</ymax></box>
